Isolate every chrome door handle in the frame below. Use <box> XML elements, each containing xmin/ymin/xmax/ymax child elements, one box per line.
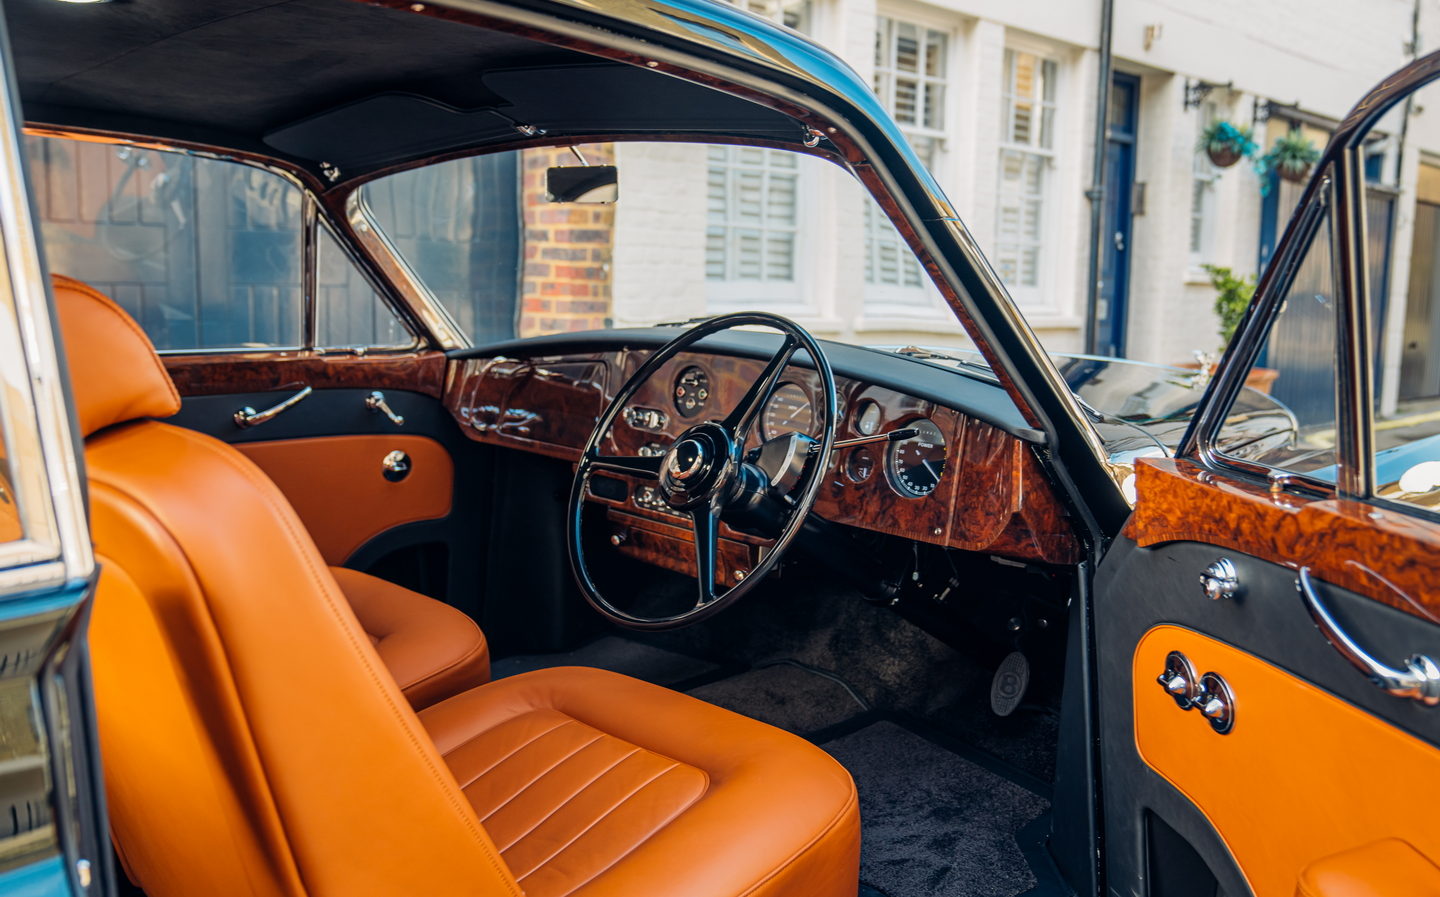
<box><xmin>1298</xmin><ymin>566</ymin><xmax>1440</xmax><ymax>706</ymax></box>
<box><xmin>365</xmin><ymin>390</ymin><xmax>404</xmax><ymax>426</ymax></box>
<box><xmin>233</xmin><ymin>386</ymin><xmax>312</xmax><ymax>429</ymax></box>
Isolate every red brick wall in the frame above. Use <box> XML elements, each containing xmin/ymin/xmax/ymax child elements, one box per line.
<box><xmin>519</xmin><ymin>145</ymin><xmax>616</xmax><ymax>337</ymax></box>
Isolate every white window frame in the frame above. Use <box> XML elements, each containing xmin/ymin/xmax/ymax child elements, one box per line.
<box><xmin>994</xmin><ymin>42</ymin><xmax>1061</xmax><ymax>312</ymax></box>
<box><xmin>1188</xmin><ymin>102</ymin><xmax>1219</xmax><ymax>274</ymax></box>
<box><xmin>863</xmin><ymin>11</ymin><xmax>954</xmax><ymax>316</ymax></box>
<box><xmin>705</xmin><ymin>146</ymin><xmax>812</xmax><ymax>312</ymax></box>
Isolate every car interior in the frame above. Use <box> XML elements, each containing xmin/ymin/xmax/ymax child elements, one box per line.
<box><xmin>8</xmin><ymin>1</ymin><xmax>1095</xmax><ymax>895</ymax></box>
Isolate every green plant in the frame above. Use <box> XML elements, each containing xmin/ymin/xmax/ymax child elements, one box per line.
<box><xmin>1255</xmin><ymin>130</ymin><xmax>1321</xmax><ymax>187</ymax></box>
<box><xmin>1202</xmin><ymin>264</ymin><xmax>1257</xmax><ymax>346</ymax></box>
<box><xmin>1196</xmin><ymin>121</ymin><xmax>1257</xmax><ymax>166</ymax></box>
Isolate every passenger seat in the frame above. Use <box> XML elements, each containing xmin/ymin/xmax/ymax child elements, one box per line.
<box><xmin>52</xmin><ymin>273</ymin><xmax>489</xmax><ymax>708</ymax></box>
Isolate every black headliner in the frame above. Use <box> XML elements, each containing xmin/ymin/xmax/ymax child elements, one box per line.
<box><xmin>9</xmin><ymin>0</ymin><xmax>801</xmax><ymax>179</ymax></box>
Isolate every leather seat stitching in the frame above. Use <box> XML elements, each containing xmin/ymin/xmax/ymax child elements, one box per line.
<box><xmin>485</xmin><ymin>746</ymin><xmax>642</xmax><ymax>850</ymax></box>
<box><xmin>454</xmin><ymin>718</ymin><xmax>577</xmax><ymax>790</ymax></box>
<box><xmin>548</xmin><ymin>770</ymin><xmax>711</xmax><ymax>897</ymax></box>
<box><xmin>511</xmin><ymin>761</ymin><xmax>687</xmax><ymax>881</ymax></box>
<box><xmin>475</xmin><ymin>732</ymin><xmax>607</xmax><ymax>826</ymax></box>
<box><xmin>162</xmin><ymin>424</ymin><xmax>523</xmax><ymax>896</ymax></box>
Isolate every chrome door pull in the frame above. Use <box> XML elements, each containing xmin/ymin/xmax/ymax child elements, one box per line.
<box><xmin>233</xmin><ymin>386</ymin><xmax>312</xmax><ymax>429</ymax></box>
<box><xmin>1298</xmin><ymin>566</ymin><xmax>1440</xmax><ymax>706</ymax></box>
<box><xmin>365</xmin><ymin>390</ymin><xmax>404</xmax><ymax>426</ymax></box>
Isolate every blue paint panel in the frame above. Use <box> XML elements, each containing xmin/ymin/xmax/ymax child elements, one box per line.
<box><xmin>0</xmin><ymin>856</ymin><xmax>73</xmax><ymax>897</ymax></box>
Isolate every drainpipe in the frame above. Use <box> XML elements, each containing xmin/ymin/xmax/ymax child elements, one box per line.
<box><xmin>1082</xmin><ymin>0</ymin><xmax>1115</xmax><ymax>355</ymax></box>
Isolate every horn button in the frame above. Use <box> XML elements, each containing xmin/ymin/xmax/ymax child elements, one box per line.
<box><xmin>659</xmin><ymin>423</ymin><xmax>735</xmax><ymax>509</ymax></box>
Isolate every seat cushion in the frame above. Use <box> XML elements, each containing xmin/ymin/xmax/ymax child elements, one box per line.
<box><xmin>331</xmin><ymin>566</ymin><xmax>490</xmax><ymax>708</ymax></box>
<box><xmin>420</xmin><ymin>666</ymin><xmax>860</xmax><ymax>897</ymax></box>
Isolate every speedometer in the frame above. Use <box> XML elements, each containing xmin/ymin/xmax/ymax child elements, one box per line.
<box><xmin>887</xmin><ymin>418</ymin><xmax>947</xmax><ymax>498</ymax></box>
<box><xmin>762</xmin><ymin>383</ymin><xmax>814</xmax><ymax>439</ymax></box>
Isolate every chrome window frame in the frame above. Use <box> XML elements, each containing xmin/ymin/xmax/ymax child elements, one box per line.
<box><xmin>0</xmin><ymin>104</ymin><xmax>92</xmax><ymax>594</ymax></box>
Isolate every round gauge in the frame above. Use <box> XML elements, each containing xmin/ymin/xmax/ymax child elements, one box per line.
<box><xmin>762</xmin><ymin>382</ymin><xmax>815</xmax><ymax>439</ymax></box>
<box><xmin>673</xmin><ymin>366</ymin><xmax>710</xmax><ymax>417</ymax></box>
<box><xmin>887</xmin><ymin>418</ymin><xmax>947</xmax><ymax>498</ymax></box>
<box><xmin>846</xmin><ymin>448</ymin><xmax>877</xmax><ymax>483</ymax></box>
<box><xmin>855</xmin><ymin>400</ymin><xmax>883</xmax><ymax>436</ymax></box>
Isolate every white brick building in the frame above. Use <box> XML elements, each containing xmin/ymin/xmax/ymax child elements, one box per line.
<box><xmin>608</xmin><ymin>0</ymin><xmax>1440</xmax><ymax>409</ymax></box>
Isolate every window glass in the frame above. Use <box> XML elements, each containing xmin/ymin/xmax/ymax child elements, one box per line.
<box><xmin>315</xmin><ymin>226</ymin><xmax>411</xmax><ymax>348</ymax></box>
<box><xmin>363</xmin><ymin>141</ymin><xmax>960</xmax><ymax>347</ymax></box>
<box><xmin>363</xmin><ymin>151</ymin><xmax>521</xmax><ymax>343</ymax></box>
<box><xmin>996</xmin><ymin>50</ymin><xmax>1058</xmax><ymax>301</ymax></box>
<box><xmin>1373</xmin><ymin>154</ymin><xmax>1440</xmax><ymax>510</ymax></box>
<box><xmin>1215</xmin><ymin>209</ymin><xmax>1338</xmax><ymax>479</ymax></box>
<box><xmin>26</xmin><ymin>135</ymin><xmax>304</xmax><ymax>350</ymax></box>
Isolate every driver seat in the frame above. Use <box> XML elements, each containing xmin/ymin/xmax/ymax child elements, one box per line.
<box><xmin>64</xmin><ymin>277</ymin><xmax>861</xmax><ymax>897</ymax></box>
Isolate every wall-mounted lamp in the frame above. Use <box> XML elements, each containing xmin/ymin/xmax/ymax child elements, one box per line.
<box><xmin>1143</xmin><ymin>24</ymin><xmax>1163</xmax><ymax>52</ymax></box>
<box><xmin>1184</xmin><ymin>79</ymin><xmax>1233</xmax><ymax>111</ymax></box>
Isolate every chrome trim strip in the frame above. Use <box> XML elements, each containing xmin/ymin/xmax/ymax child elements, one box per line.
<box><xmin>345</xmin><ymin>191</ymin><xmax>470</xmax><ymax>350</ymax></box>
<box><xmin>1332</xmin><ymin>145</ymin><xmax>1375</xmax><ymax>499</ymax></box>
<box><xmin>301</xmin><ymin>193</ymin><xmax>318</xmax><ymax>351</ymax></box>
<box><xmin>0</xmin><ymin>75</ymin><xmax>93</xmax><ymax>589</ymax></box>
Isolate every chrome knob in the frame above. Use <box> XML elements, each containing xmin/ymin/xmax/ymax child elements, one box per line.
<box><xmin>1196</xmin><ymin>672</ymin><xmax>1235</xmax><ymax>734</ymax></box>
<box><xmin>1200</xmin><ymin>558</ymin><xmax>1241</xmax><ymax>601</ymax></box>
<box><xmin>381</xmin><ymin>450</ymin><xmax>411</xmax><ymax>482</ymax></box>
<box><xmin>1156</xmin><ymin>651</ymin><xmax>1201</xmax><ymax>709</ymax></box>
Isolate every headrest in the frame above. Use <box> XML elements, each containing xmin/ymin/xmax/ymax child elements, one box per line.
<box><xmin>51</xmin><ymin>274</ymin><xmax>181</xmax><ymax>437</ymax></box>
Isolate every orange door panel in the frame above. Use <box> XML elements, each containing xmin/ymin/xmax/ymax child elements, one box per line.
<box><xmin>1134</xmin><ymin>626</ymin><xmax>1440</xmax><ymax>897</ymax></box>
<box><xmin>236</xmin><ymin>434</ymin><xmax>453</xmax><ymax>564</ymax></box>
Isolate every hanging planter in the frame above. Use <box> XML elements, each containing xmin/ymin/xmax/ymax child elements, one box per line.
<box><xmin>1256</xmin><ymin>130</ymin><xmax>1321</xmax><ymax>187</ymax></box>
<box><xmin>1197</xmin><ymin>121</ymin><xmax>1257</xmax><ymax>169</ymax></box>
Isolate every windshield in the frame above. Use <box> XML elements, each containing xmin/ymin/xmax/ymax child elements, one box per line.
<box><xmin>360</xmin><ymin>141</ymin><xmax>979</xmax><ymax>351</ymax></box>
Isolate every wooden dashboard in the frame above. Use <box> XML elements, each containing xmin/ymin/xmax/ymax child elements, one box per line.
<box><xmin>445</xmin><ymin>349</ymin><xmax>1081</xmax><ymax>580</ymax></box>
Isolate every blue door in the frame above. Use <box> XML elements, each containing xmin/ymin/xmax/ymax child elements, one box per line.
<box><xmin>1096</xmin><ymin>73</ymin><xmax>1139</xmax><ymax>358</ymax></box>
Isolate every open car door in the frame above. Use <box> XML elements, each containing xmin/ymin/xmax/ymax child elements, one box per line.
<box><xmin>1094</xmin><ymin>54</ymin><xmax>1440</xmax><ymax>897</ymax></box>
<box><xmin>0</xmin><ymin>18</ymin><xmax>112</xmax><ymax>897</ymax></box>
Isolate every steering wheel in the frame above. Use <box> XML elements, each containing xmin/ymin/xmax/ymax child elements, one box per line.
<box><xmin>567</xmin><ymin>312</ymin><xmax>838</xmax><ymax>630</ymax></box>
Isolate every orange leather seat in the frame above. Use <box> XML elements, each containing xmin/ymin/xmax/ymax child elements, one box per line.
<box><xmin>53</xmin><ymin>271</ymin><xmax>489</xmax><ymax>710</ymax></box>
<box><xmin>332</xmin><ymin>565</ymin><xmax>491</xmax><ymax>707</ymax></box>
<box><xmin>62</xmin><ymin>274</ymin><xmax>861</xmax><ymax>897</ymax></box>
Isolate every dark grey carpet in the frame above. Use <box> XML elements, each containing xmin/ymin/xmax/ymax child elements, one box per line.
<box><xmin>823</xmin><ymin>721</ymin><xmax>1049</xmax><ymax>897</ymax></box>
<box><xmin>686</xmin><ymin>663</ymin><xmax>867</xmax><ymax>734</ymax></box>
<box><xmin>490</xmin><ymin>636</ymin><xmax>719</xmax><ymax>686</ymax></box>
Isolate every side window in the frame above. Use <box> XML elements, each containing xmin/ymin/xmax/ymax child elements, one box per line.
<box><xmin>1215</xmin><ymin>207</ymin><xmax>1339</xmax><ymax>480</ymax></box>
<box><xmin>1374</xmin><ymin>157</ymin><xmax>1440</xmax><ymax>509</ymax></box>
<box><xmin>25</xmin><ymin>134</ymin><xmax>409</xmax><ymax>352</ymax></box>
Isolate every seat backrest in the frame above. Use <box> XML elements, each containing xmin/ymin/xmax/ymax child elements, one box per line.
<box><xmin>55</xmin><ymin>275</ymin><xmax>523</xmax><ymax>897</ymax></box>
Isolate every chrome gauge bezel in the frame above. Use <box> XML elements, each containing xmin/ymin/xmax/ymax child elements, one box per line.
<box><xmin>761</xmin><ymin>381</ymin><xmax>815</xmax><ymax>440</ymax></box>
<box><xmin>885</xmin><ymin>417</ymin><xmax>947</xmax><ymax>499</ymax></box>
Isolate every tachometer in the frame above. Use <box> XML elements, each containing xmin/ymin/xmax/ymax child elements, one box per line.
<box><xmin>762</xmin><ymin>383</ymin><xmax>814</xmax><ymax>439</ymax></box>
<box><xmin>887</xmin><ymin>418</ymin><xmax>946</xmax><ymax>498</ymax></box>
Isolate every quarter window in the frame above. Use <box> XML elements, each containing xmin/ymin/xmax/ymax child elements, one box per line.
<box><xmin>1215</xmin><ymin>207</ymin><xmax>1339</xmax><ymax>480</ymax></box>
<box><xmin>996</xmin><ymin>49</ymin><xmax>1058</xmax><ymax>302</ymax></box>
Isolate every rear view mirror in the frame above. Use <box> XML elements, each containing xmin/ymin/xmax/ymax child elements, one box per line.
<box><xmin>545</xmin><ymin>165</ymin><xmax>618</xmax><ymax>203</ymax></box>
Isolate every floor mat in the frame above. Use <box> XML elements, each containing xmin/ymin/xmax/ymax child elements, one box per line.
<box><xmin>823</xmin><ymin>721</ymin><xmax>1049</xmax><ymax>897</ymax></box>
<box><xmin>490</xmin><ymin>636</ymin><xmax>719</xmax><ymax>687</ymax></box>
<box><xmin>686</xmin><ymin>662</ymin><xmax>868</xmax><ymax>735</ymax></box>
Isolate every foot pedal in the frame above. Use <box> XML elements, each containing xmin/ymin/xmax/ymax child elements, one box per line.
<box><xmin>990</xmin><ymin>651</ymin><xmax>1030</xmax><ymax>717</ymax></box>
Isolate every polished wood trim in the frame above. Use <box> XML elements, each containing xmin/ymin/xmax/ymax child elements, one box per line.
<box><xmin>449</xmin><ymin>350</ymin><xmax>1080</xmax><ymax>564</ymax></box>
<box><xmin>604</xmin><ymin>509</ymin><xmax>755</xmax><ymax>589</ymax></box>
<box><xmin>1126</xmin><ymin>458</ymin><xmax>1440</xmax><ymax>624</ymax></box>
<box><xmin>165</xmin><ymin>351</ymin><xmax>447</xmax><ymax>399</ymax></box>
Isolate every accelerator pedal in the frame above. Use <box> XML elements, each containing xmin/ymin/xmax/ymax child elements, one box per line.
<box><xmin>990</xmin><ymin>651</ymin><xmax>1030</xmax><ymax>717</ymax></box>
